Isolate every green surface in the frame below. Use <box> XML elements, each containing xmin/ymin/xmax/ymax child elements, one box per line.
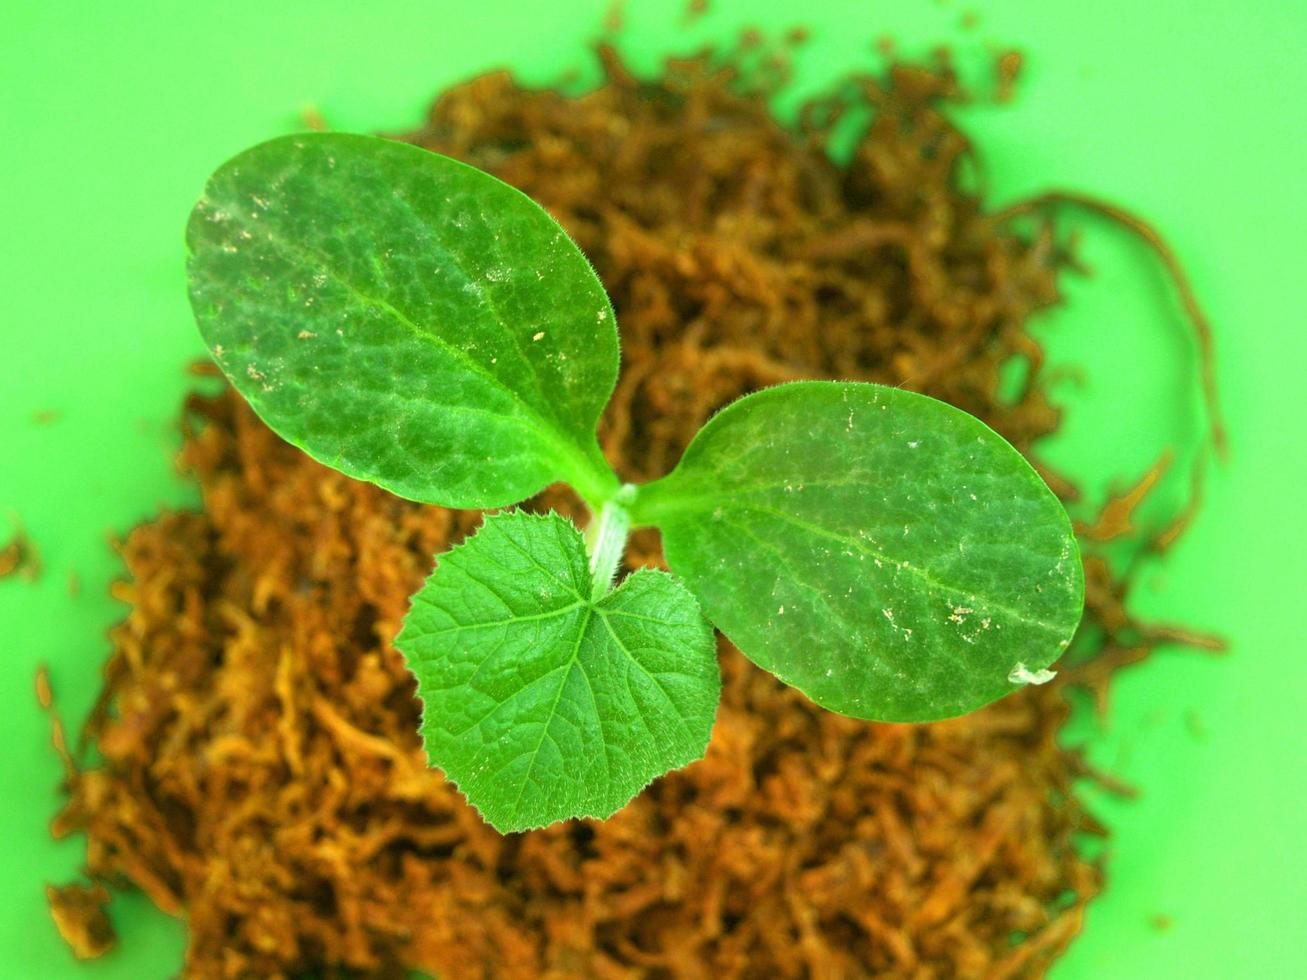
<box><xmin>398</xmin><ymin>509</ymin><xmax>718</xmax><ymax>833</ymax></box>
<box><xmin>639</xmin><ymin>381</ymin><xmax>1083</xmax><ymax>722</ymax></box>
<box><xmin>189</xmin><ymin>133</ymin><xmax>620</xmax><ymax>511</ymax></box>
<box><xmin>1</xmin><ymin>1</ymin><xmax>1302</xmax><ymax>977</ymax></box>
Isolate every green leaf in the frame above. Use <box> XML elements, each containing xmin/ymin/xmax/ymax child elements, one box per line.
<box><xmin>395</xmin><ymin>510</ymin><xmax>720</xmax><ymax>832</ymax></box>
<box><xmin>631</xmin><ymin>381</ymin><xmax>1084</xmax><ymax>723</ymax></box>
<box><xmin>186</xmin><ymin>133</ymin><xmax>620</xmax><ymax>509</ymax></box>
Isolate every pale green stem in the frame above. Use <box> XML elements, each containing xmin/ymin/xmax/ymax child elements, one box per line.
<box><xmin>559</xmin><ymin>436</ymin><xmax>623</xmax><ymax>516</ymax></box>
<box><xmin>585</xmin><ymin>491</ymin><xmax>634</xmax><ymax>601</ymax></box>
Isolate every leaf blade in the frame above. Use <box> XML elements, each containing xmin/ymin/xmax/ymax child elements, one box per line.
<box><xmin>187</xmin><ymin>133</ymin><xmax>619</xmax><ymax>508</ymax></box>
<box><xmin>396</xmin><ymin>511</ymin><xmax>720</xmax><ymax>832</ymax></box>
<box><xmin>632</xmin><ymin>381</ymin><xmax>1084</xmax><ymax>722</ymax></box>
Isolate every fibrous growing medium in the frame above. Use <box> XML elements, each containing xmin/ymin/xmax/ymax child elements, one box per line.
<box><xmin>48</xmin><ymin>38</ymin><xmax>1218</xmax><ymax>979</ymax></box>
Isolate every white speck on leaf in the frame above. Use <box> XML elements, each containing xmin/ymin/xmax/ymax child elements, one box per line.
<box><xmin>532</xmin><ymin>331</ymin><xmax>545</xmax><ymax>342</ymax></box>
<box><xmin>1009</xmin><ymin>663</ymin><xmax>1057</xmax><ymax>686</ymax></box>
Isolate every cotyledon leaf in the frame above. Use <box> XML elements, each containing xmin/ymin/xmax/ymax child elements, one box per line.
<box><xmin>395</xmin><ymin>510</ymin><xmax>720</xmax><ymax>833</ymax></box>
<box><xmin>186</xmin><ymin>133</ymin><xmax>620</xmax><ymax>510</ymax></box>
<box><xmin>630</xmin><ymin>381</ymin><xmax>1084</xmax><ymax>723</ymax></box>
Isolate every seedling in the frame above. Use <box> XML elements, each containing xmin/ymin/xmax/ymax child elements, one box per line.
<box><xmin>187</xmin><ymin>133</ymin><xmax>1084</xmax><ymax>832</ymax></box>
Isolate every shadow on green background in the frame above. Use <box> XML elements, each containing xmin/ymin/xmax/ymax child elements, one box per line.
<box><xmin>2</xmin><ymin>1</ymin><xmax>1303</xmax><ymax>976</ymax></box>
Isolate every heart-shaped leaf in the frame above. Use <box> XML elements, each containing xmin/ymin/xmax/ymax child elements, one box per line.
<box><xmin>631</xmin><ymin>381</ymin><xmax>1084</xmax><ymax>722</ymax></box>
<box><xmin>187</xmin><ymin>133</ymin><xmax>619</xmax><ymax>509</ymax></box>
<box><xmin>396</xmin><ymin>510</ymin><xmax>720</xmax><ymax>832</ymax></box>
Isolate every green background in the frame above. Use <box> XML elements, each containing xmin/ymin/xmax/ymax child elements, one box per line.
<box><xmin>2</xmin><ymin>1</ymin><xmax>1302</xmax><ymax>976</ymax></box>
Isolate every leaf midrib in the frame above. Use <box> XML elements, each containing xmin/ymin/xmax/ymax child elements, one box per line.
<box><xmin>505</xmin><ymin>604</ymin><xmax>594</xmax><ymax>824</ymax></box>
<box><xmin>206</xmin><ymin>194</ymin><xmax>590</xmax><ymax>481</ymax></box>
<box><xmin>680</xmin><ymin>498</ymin><xmax>1067</xmax><ymax>637</ymax></box>
<box><xmin>375</xmin><ymin>178</ymin><xmax>562</xmax><ymax>421</ymax></box>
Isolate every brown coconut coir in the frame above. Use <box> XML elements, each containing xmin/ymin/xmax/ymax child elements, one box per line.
<box><xmin>47</xmin><ymin>41</ymin><xmax>1221</xmax><ymax>979</ymax></box>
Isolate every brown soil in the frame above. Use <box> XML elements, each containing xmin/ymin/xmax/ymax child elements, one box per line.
<box><xmin>49</xmin><ymin>40</ymin><xmax>1216</xmax><ymax>979</ymax></box>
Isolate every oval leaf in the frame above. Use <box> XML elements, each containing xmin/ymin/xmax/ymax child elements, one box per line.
<box><xmin>632</xmin><ymin>381</ymin><xmax>1084</xmax><ymax>722</ymax></box>
<box><xmin>187</xmin><ymin>133</ymin><xmax>619</xmax><ymax>509</ymax></box>
<box><xmin>396</xmin><ymin>510</ymin><xmax>720</xmax><ymax>832</ymax></box>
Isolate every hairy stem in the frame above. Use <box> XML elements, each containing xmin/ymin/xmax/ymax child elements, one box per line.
<box><xmin>585</xmin><ymin>492</ymin><xmax>633</xmax><ymax>601</ymax></box>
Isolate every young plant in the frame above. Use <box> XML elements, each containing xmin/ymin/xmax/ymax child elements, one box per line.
<box><xmin>187</xmin><ymin>133</ymin><xmax>1084</xmax><ymax>832</ymax></box>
